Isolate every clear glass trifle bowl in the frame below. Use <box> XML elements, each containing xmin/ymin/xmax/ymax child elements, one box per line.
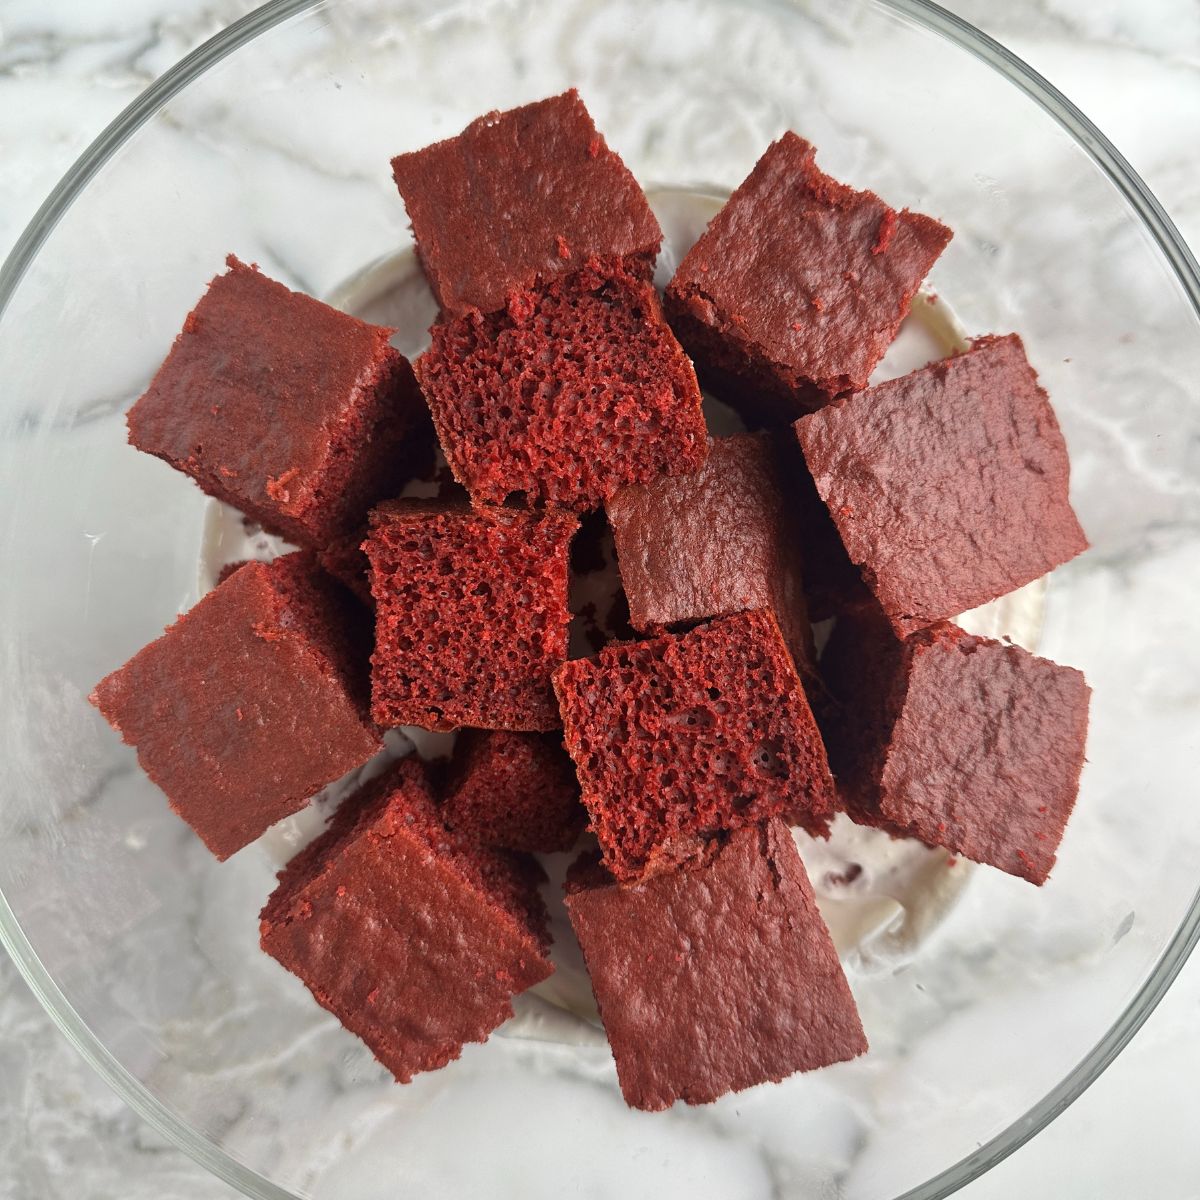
<box><xmin>2</xmin><ymin>1</ymin><xmax>1200</xmax><ymax>1197</ymax></box>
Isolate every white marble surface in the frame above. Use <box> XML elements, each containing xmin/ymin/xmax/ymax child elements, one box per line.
<box><xmin>1</xmin><ymin>1</ymin><xmax>1200</xmax><ymax>1197</ymax></box>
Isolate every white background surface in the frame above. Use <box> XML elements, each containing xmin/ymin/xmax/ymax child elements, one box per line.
<box><xmin>1</xmin><ymin>1</ymin><xmax>1198</xmax><ymax>1197</ymax></box>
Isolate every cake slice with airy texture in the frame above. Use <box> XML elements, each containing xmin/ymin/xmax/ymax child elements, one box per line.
<box><xmin>90</xmin><ymin>554</ymin><xmax>380</xmax><ymax>860</ymax></box>
<box><xmin>260</xmin><ymin>757</ymin><xmax>552</xmax><ymax>1083</ymax></box>
<box><xmin>416</xmin><ymin>258</ymin><xmax>708</xmax><ymax>512</ymax></box>
<box><xmin>607</xmin><ymin>431</ymin><xmax>815</xmax><ymax>673</ymax></box>
<box><xmin>820</xmin><ymin>614</ymin><xmax>1090</xmax><ymax>885</ymax></box>
<box><xmin>365</xmin><ymin>500</ymin><xmax>577</xmax><ymax>732</ymax></box>
<box><xmin>795</xmin><ymin>334</ymin><xmax>1088</xmax><ymax>635</ymax></box>
<box><xmin>127</xmin><ymin>256</ymin><xmax>429</xmax><ymax>549</ymax></box>
<box><xmin>665</xmin><ymin>132</ymin><xmax>951</xmax><ymax>423</ymax></box>
<box><xmin>553</xmin><ymin>609</ymin><xmax>835</xmax><ymax>882</ymax></box>
<box><xmin>564</xmin><ymin>820</ymin><xmax>867</xmax><ymax>1111</ymax></box>
<box><xmin>441</xmin><ymin>731</ymin><xmax>585</xmax><ymax>854</ymax></box>
<box><xmin>391</xmin><ymin>89</ymin><xmax>662</xmax><ymax>317</ymax></box>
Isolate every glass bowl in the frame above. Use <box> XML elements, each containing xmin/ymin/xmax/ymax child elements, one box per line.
<box><xmin>2</xmin><ymin>1</ymin><xmax>1199</xmax><ymax>1197</ymax></box>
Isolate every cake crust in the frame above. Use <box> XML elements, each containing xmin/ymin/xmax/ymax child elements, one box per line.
<box><xmin>392</xmin><ymin>90</ymin><xmax>662</xmax><ymax>317</ymax></box>
<box><xmin>795</xmin><ymin>334</ymin><xmax>1088</xmax><ymax>634</ymax></box>
<box><xmin>665</xmin><ymin>132</ymin><xmax>951</xmax><ymax>422</ymax></box>
<box><xmin>260</xmin><ymin>758</ymin><xmax>551</xmax><ymax>1082</ymax></box>
<box><xmin>127</xmin><ymin>256</ymin><xmax>427</xmax><ymax>548</ymax></box>
<box><xmin>90</xmin><ymin>554</ymin><xmax>380</xmax><ymax>860</ymax></box>
<box><xmin>607</xmin><ymin>431</ymin><xmax>815</xmax><ymax>672</ymax></box>
<box><xmin>564</xmin><ymin>820</ymin><xmax>867</xmax><ymax>1110</ymax></box>
<box><xmin>821</xmin><ymin>616</ymin><xmax>1091</xmax><ymax>884</ymax></box>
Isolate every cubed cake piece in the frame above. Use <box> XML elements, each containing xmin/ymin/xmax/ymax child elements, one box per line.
<box><xmin>442</xmin><ymin>731</ymin><xmax>585</xmax><ymax>853</ymax></box>
<box><xmin>90</xmin><ymin>554</ymin><xmax>380</xmax><ymax>860</ymax></box>
<box><xmin>565</xmin><ymin>820</ymin><xmax>867</xmax><ymax>1110</ymax></box>
<box><xmin>820</xmin><ymin>616</ymin><xmax>1090</xmax><ymax>885</ymax></box>
<box><xmin>416</xmin><ymin>259</ymin><xmax>708</xmax><ymax>511</ymax></box>
<box><xmin>607</xmin><ymin>431</ymin><xmax>815</xmax><ymax>671</ymax></box>
<box><xmin>553</xmin><ymin>609</ymin><xmax>835</xmax><ymax>881</ymax></box>
<box><xmin>127</xmin><ymin>257</ymin><xmax>429</xmax><ymax>549</ymax></box>
<box><xmin>366</xmin><ymin>500</ymin><xmax>576</xmax><ymax>731</ymax></box>
<box><xmin>795</xmin><ymin>334</ymin><xmax>1088</xmax><ymax>635</ymax></box>
<box><xmin>665</xmin><ymin>133</ymin><xmax>952</xmax><ymax>423</ymax></box>
<box><xmin>260</xmin><ymin>758</ymin><xmax>552</xmax><ymax>1083</ymax></box>
<box><xmin>391</xmin><ymin>89</ymin><xmax>662</xmax><ymax>317</ymax></box>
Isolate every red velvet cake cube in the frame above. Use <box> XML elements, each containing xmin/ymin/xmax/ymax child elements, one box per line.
<box><xmin>260</xmin><ymin>758</ymin><xmax>551</xmax><ymax>1083</ymax></box>
<box><xmin>820</xmin><ymin>616</ymin><xmax>1090</xmax><ymax>885</ymax></box>
<box><xmin>607</xmin><ymin>431</ymin><xmax>815</xmax><ymax>672</ymax></box>
<box><xmin>795</xmin><ymin>334</ymin><xmax>1088</xmax><ymax>635</ymax></box>
<box><xmin>665</xmin><ymin>133</ymin><xmax>952</xmax><ymax>423</ymax></box>
<box><xmin>416</xmin><ymin>259</ymin><xmax>708</xmax><ymax>512</ymax></box>
<box><xmin>442</xmin><ymin>731</ymin><xmax>585</xmax><ymax>854</ymax></box>
<box><xmin>90</xmin><ymin>554</ymin><xmax>380</xmax><ymax>860</ymax></box>
<box><xmin>391</xmin><ymin>90</ymin><xmax>662</xmax><ymax>317</ymax></box>
<box><xmin>127</xmin><ymin>257</ymin><xmax>428</xmax><ymax>549</ymax></box>
<box><xmin>553</xmin><ymin>609</ymin><xmax>835</xmax><ymax>881</ymax></box>
<box><xmin>365</xmin><ymin>500</ymin><xmax>576</xmax><ymax>732</ymax></box>
<box><xmin>565</xmin><ymin>820</ymin><xmax>867</xmax><ymax>1110</ymax></box>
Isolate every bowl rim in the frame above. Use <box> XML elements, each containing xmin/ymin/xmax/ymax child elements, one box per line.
<box><xmin>1</xmin><ymin>1</ymin><xmax>1198</xmax><ymax>1197</ymax></box>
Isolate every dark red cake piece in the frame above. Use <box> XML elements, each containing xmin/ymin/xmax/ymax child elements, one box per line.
<box><xmin>795</xmin><ymin>334</ymin><xmax>1088</xmax><ymax>635</ymax></box>
<box><xmin>90</xmin><ymin>554</ymin><xmax>379</xmax><ymax>860</ymax></box>
<box><xmin>441</xmin><ymin>731</ymin><xmax>585</xmax><ymax>853</ymax></box>
<box><xmin>416</xmin><ymin>259</ymin><xmax>708</xmax><ymax>512</ymax></box>
<box><xmin>785</xmin><ymin>463</ymin><xmax>873</xmax><ymax>622</ymax></box>
<box><xmin>607</xmin><ymin>431</ymin><xmax>816</xmax><ymax>672</ymax></box>
<box><xmin>821</xmin><ymin>615</ymin><xmax>1090</xmax><ymax>885</ymax></box>
<box><xmin>260</xmin><ymin>757</ymin><xmax>551</xmax><ymax>1083</ymax></box>
<box><xmin>366</xmin><ymin>500</ymin><xmax>576</xmax><ymax>732</ymax></box>
<box><xmin>215</xmin><ymin>559</ymin><xmax>249</xmax><ymax>586</ymax></box>
<box><xmin>665</xmin><ymin>133</ymin><xmax>951</xmax><ymax>423</ymax></box>
<box><xmin>565</xmin><ymin>820</ymin><xmax>867</xmax><ymax>1110</ymax></box>
<box><xmin>391</xmin><ymin>89</ymin><xmax>662</xmax><ymax>317</ymax></box>
<box><xmin>317</xmin><ymin>531</ymin><xmax>372</xmax><ymax>606</ymax></box>
<box><xmin>553</xmin><ymin>609</ymin><xmax>835</xmax><ymax>882</ymax></box>
<box><xmin>127</xmin><ymin>257</ymin><xmax>428</xmax><ymax>549</ymax></box>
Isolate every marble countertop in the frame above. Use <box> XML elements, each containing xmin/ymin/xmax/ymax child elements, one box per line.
<box><xmin>1</xmin><ymin>1</ymin><xmax>1199</xmax><ymax>1197</ymax></box>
